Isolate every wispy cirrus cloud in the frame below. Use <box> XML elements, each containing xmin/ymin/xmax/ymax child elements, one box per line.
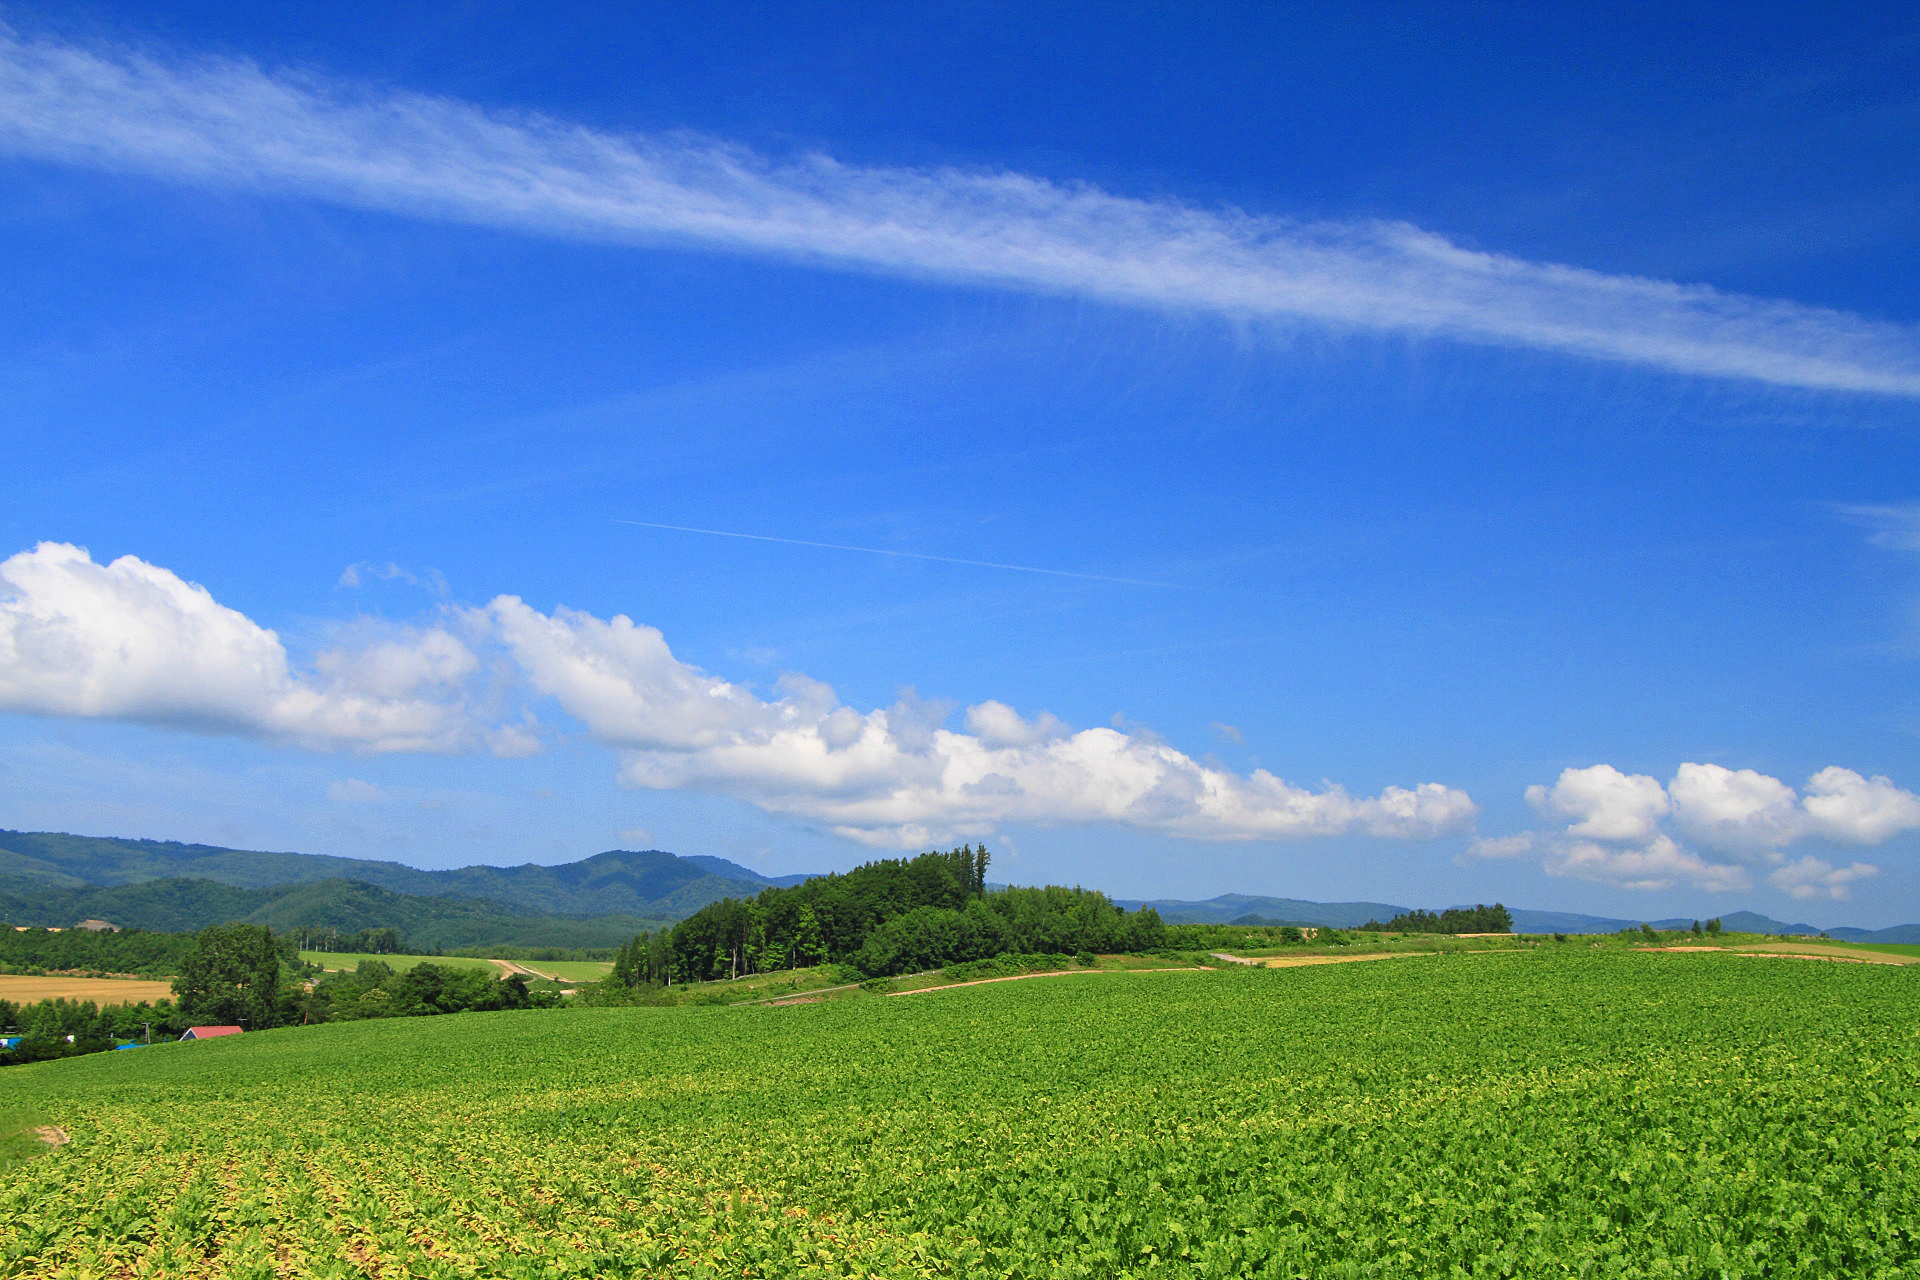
<box><xmin>2</xmin><ymin>29</ymin><xmax>1919</xmax><ymax>395</ymax></box>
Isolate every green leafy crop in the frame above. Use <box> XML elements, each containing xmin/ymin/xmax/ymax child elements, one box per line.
<box><xmin>2</xmin><ymin>950</ymin><xmax>1914</xmax><ymax>1277</ymax></box>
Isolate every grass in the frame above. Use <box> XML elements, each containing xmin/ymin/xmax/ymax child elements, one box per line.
<box><xmin>3</xmin><ymin>949</ymin><xmax>1914</xmax><ymax>1277</ymax></box>
<box><xmin>514</xmin><ymin>959</ymin><xmax>615</xmax><ymax>982</ymax></box>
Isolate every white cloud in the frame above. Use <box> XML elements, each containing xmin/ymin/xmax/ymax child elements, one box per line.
<box><xmin>1800</xmin><ymin>766</ymin><xmax>1920</xmax><ymax>843</ymax></box>
<box><xmin>1526</xmin><ymin>764</ymin><xmax>1670</xmax><ymax>841</ymax></box>
<box><xmin>326</xmin><ymin>778</ymin><xmax>386</xmax><ymax>803</ymax></box>
<box><xmin>1668</xmin><ymin>762</ymin><xmax>1802</xmax><ymax>850</ymax></box>
<box><xmin>2</xmin><ymin>29</ymin><xmax>1919</xmax><ymax>395</ymax></box>
<box><xmin>1767</xmin><ymin>856</ymin><xmax>1879</xmax><ymax>901</ymax></box>
<box><xmin>0</xmin><ymin>542</ymin><xmax>1479</xmax><ymax>846</ymax></box>
<box><xmin>1475</xmin><ymin>761</ymin><xmax>1920</xmax><ymax>897</ymax></box>
<box><xmin>1543</xmin><ymin>836</ymin><xmax>1752</xmax><ymax>894</ymax></box>
<box><xmin>0</xmin><ymin>542</ymin><xmax>490</xmax><ymax>752</ymax></box>
<box><xmin>1835</xmin><ymin>503</ymin><xmax>1920</xmax><ymax>552</ymax></box>
<box><xmin>486</xmin><ymin>594</ymin><xmax>1476</xmax><ymax>847</ymax></box>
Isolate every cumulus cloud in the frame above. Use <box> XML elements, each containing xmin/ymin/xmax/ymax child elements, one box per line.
<box><xmin>2</xmin><ymin>29</ymin><xmax>1920</xmax><ymax>394</ymax></box>
<box><xmin>487</xmin><ymin>595</ymin><xmax>1476</xmax><ymax>847</ymax></box>
<box><xmin>0</xmin><ymin>542</ymin><xmax>491</xmax><ymax>752</ymax></box>
<box><xmin>0</xmin><ymin>541</ymin><xmax>1474</xmax><ymax>848</ymax></box>
<box><xmin>1525</xmin><ymin>764</ymin><xmax>1669</xmax><ymax>841</ymax></box>
<box><xmin>1472</xmin><ymin>762</ymin><xmax>1920</xmax><ymax>896</ymax></box>
<box><xmin>1767</xmin><ymin>856</ymin><xmax>1879</xmax><ymax>901</ymax></box>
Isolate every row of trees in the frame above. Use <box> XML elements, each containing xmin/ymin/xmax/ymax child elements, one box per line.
<box><xmin>285</xmin><ymin>925</ymin><xmax>408</xmax><ymax>954</ymax></box>
<box><xmin>1362</xmin><ymin>904</ymin><xmax>1514</xmax><ymax>934</ymax></box>
<box><xmin>606</xmin><ymin>846</ymin><xmax>1167</xmax><ymax>985</ymax></box>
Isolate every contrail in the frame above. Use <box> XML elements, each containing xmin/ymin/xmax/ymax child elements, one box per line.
<box><xmin>614</xmin><ymin>520</ymin><xmax>1176</xmax><ymax>587</ymax></box>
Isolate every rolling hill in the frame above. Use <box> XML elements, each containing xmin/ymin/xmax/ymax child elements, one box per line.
<box><xmin>3</xmin><ymin>827</ymin><xmax>1912</xmax><ymax>947</ymax></box>
<box><xmin>0</xmin><ymin>874</ymin><xmax>664</xmax><ymax>948</ymax></box>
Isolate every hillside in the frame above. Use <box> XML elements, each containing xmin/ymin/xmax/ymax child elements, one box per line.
<box><xmin>0</xmin><ymin>829</ymin><xmax>795</xmax><ymax>920</ymax></box>
<box><xmin>0</xmin><ymin>875</ymin><xmax>662</xmax><ymax>948</ymax></box>
<box><xmin>6</xmin><ymin>952</ymin><xmax>1915</xmax><ymax>1275</ymax></box>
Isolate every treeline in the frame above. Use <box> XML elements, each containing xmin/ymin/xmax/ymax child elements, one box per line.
<box><xmin>1362</xmin><ymin>904</ymin><xmax>1513</xmax><ymax>934</ymax></box>
<box><xmin>0</xmin><ymin>926</ymin><xmax>198</xmax><ymax>978</ymax></box>
<box><xmin>285</xmin><ymin>925</ymin><xmax>410</xmax><ymax>954</ymax></box>
<box><xmin>607</xmin><ymin>846</ymin><xmax>1166</xmax><ymax>984</ymax></box>
<box><xmin>0</xmin><ymin>996</ymin><xmax>183</xmax><ymax>1063</ymax></box>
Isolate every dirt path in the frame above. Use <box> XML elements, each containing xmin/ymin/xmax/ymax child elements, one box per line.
<box><xmin>489</xmin><ymin>959</ymin><xmax>551</xmax><ymax>980</ymax></box>
<box><xmin>889</xmin><ymin>967</ymin><xmax>1206</xmax><ymax>996</ymax></box>
<box><xmin>1209</xmin><ymin>951</ymin><xmax>1428</xmax><ymax>969</ymax></box>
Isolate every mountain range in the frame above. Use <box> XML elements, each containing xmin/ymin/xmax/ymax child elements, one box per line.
<box><xmin>0</xmin><ymin>829</ymin><xmax>803</xmax><ymax>947</ymax></box>
<box><xmin>1111</xmin><ymin>894</ymin><xmax>1920</xmax><ymax>944</ymax></box>
<box><xmin>2</xmin><ymin>828</ymin><xmax>1914</xmax><ymax>946</ymax></box>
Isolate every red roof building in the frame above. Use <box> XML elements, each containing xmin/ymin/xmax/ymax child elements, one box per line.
<box><xmin>179</xmin><ymin>1026</ymin><xmax>244</xmax><ymax>1040</ymax></box>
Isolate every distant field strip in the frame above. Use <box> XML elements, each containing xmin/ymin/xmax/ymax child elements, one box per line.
<box><xmin>3</xmin><ymin>951</ymin><xmax>1916</xmax><ymax>1277</ymax></box>
<box><xmin>0</xmin><ymin>974</ymin><xmax>175</xmax><ymax>1005</ymax></box>
<box><xmin>298</xmin><ymin>951</ymin><xmax>506</xmax><ymax>975</ymax></box>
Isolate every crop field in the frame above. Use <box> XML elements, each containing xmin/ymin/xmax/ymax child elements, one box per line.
<box><xmin>3</xmin><ymin>950</ymin><xmax>1916</xmax><ymax>1278</ymax></box>
<box><xmin>297</xmin><ymin>952</ymin><xmax>507</xmax><ymax>976</ymax></box>
<box><xmin>0</xmin><ymin>974</ymin><xmax>176</xmax><ymax>1005</ymax></box>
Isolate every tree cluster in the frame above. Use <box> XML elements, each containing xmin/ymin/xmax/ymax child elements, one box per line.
<box><xmin>1361</xmin><ymin>904</ymin><xmax>1514</xmax><ymax>934</ymax></box>
<box><xmin>290</xmin><ymin>959</ymin><xmax>554</xmax><ymax>1022</ymax></box>
<box><xmin>0</xmin><ymin>926</ymin><xmax>199</xmax><ymax>978</ymax></box>
<box><xmin>606</xmin><ymin>846</ymin><xmax>1166</xmax><ymax>985</ymax></box>
<box><xmin>0</xmin><ymin>996</ymin><xmax>183</xmax><ymax>1063</ymax></box>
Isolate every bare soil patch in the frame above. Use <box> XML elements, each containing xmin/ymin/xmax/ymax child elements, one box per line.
<box><xmin>32</xmin><ymin>1126</ymin><xmax>69</xmax><ymax>1149</ymax></box>
<box><xmin>1257</xmin><ymin>952</ymin><xmax>1428</xmax><ymax>969</ymax></box>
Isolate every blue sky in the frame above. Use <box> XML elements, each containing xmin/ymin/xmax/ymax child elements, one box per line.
<box><xmin>3</xmin><ymin>2</ymin><xmax>1919</xmax><ymax>924</ymax></box>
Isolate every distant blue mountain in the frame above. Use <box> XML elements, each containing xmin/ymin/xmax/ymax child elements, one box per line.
<box><xmin>0</xmin><ymin>829</ymin><xmax>824</xmax><ymax>923</ymax></box>
<box><xmin>1114</xmin><ymin>894</ymin><xmax>1411</xmax><ymax>929</ymax></box>
<box><xmin>1116</xmin><ymin>892</ymin><xmax>1912</xmax><ymax>940</ymax></box>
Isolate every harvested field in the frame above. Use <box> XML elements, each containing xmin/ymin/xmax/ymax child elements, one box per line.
<box><xmin>0</xmin><ymin>974</ymin><xmax>175</xmax><ymax>1005</ymax></box>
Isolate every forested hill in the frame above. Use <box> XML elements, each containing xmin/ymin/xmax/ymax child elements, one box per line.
<box><xmin>0</xmin><ymin>875</ymin><xmax>661</xmax><ymax>948</ymax></box>
<box><xmin>0</xmin><ymin>829</ymin><xmax>801</xmax><ymax>920</ymax></box>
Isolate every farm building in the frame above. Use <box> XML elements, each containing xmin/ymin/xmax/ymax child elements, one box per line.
<box><xmin>179</xmin><ymin>1026</ymin><xmax>244</xmax><ymax>1041</ymax></box>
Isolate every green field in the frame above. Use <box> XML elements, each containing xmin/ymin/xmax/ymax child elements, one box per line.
<box><xmin>1842</xmin><ymin>941</ymin><xmax>1920</xmax><ymax>959</ymax></box>
<box><xmin>4</xmin><ymin>950</ymin><xmax>1916</xmax><ymax>1277</ymax></box>
<box><xmin>517</xmin><ymin>959</ymin><xmax>616</xmax><ymax>982</ymax></box>
<box><xmin>298</xmin><ymin>951</ymin><xmax>505</xmax><ymax>975</ymax></box>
